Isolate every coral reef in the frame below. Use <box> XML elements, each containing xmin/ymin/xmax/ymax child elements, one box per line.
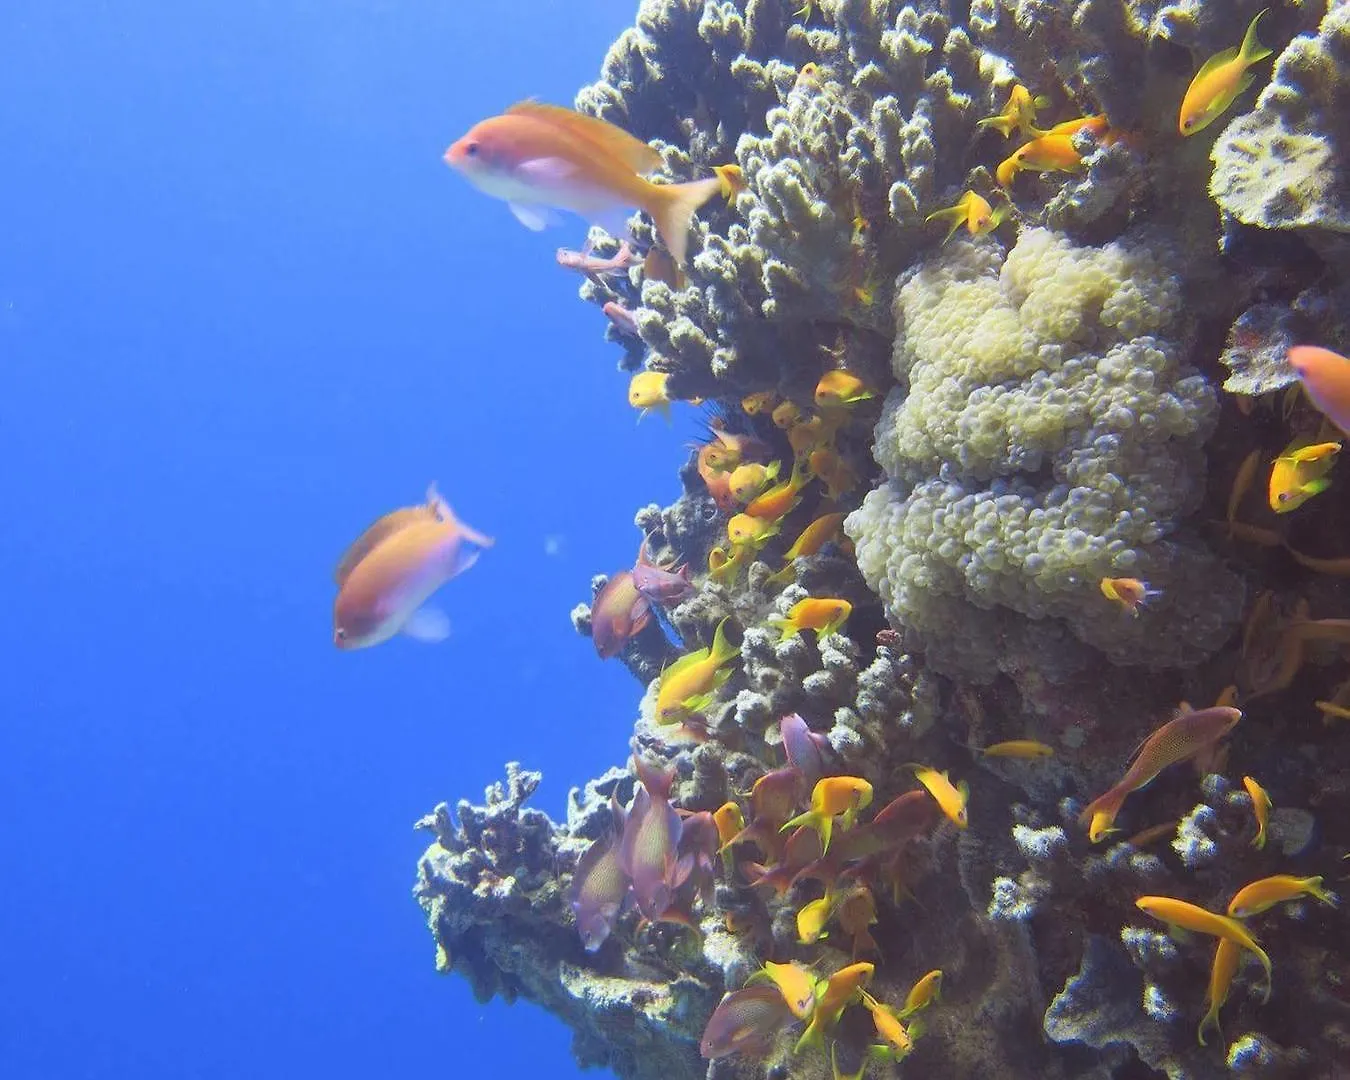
<box><xmin>848</xmin><ymin>227</ymin><xmax>1242</xmax><ymax>678</ymax></box>
<box><xmin>415</xmin><ymin>1</ymin><xmax>1350</xmax><ymax>1078</ymax></box>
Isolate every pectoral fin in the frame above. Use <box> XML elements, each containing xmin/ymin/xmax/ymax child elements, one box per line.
<box><xmin>402</xmin><ymin>606</ymin><xmax>452</xmax><ymax>643</ymax></box>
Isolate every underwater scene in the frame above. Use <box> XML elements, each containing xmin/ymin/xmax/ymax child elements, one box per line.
<box><xmin>6</xmin><ymin>0</ymin><xmax>1350</xmax><ymax>1078</ymax></box>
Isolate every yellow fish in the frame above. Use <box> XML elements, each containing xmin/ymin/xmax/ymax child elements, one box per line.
<box><xmin>629</xmin><ymin>371</ymin><xmax>672</xmax><ymax>420</ymax></box>
<box><xmin>1268</xmin><ymin>439</ymin><xmax>1339</xmax><ymax>513</ymax></box>
<box><xmin>766</xmin><ymin>512</ymin><xmax>847</xmax><ymax>585</ymax></box>
<box><xmin>654</xmin><ymin>617</ymin><xmax>740</xmax><ymax>723</ymax></box>
<box><xmin>924</xmin><ymin>190</ymin><xmax>1007</xmax><ymax>241</ymax></box>
<box><xmin>815</xmin><ymin>370</ymin><xmax>876</xmax><ymax>408</ymax></box>
<box><xmin>782</xmin><ymin>776</ymin><xmax>874</xmax><ymax>853</ymax></box>
<box><xmin>1242</xmin><ymin>775</ymin><xmax>1272</xmax><ymax>850</ymax></box>
<box><xmin>768</xmin><ymin>597</ymin><xmax>852</xmax><ymax>641</ymax></box>
<box><xmin>748</xmin><ymin>961</ymin><xmax>818</xmax><ymax>1020</ymax></box>
<box><xmin>1135</xmin><ymin>896</ymin><xmax>1272</xmax><ymax>1000</ymax></box>
<box><xmin>978</xmin><ymin>84</ymin><xmax>1048</xmax><ymax>139</ymax></box>
<box><xmin>899</xmin><ymin>969</ymin><xmax>942</xmax><ymax>1018</ymax></box>
<box><xmin>728</xmin><ymin>460</ymin><xmax>780</xmax><ymax>504</ymax></box>
<box><xmin>1179</xmin><ymin>10</ymin><xmax>1273</xmax><ymax>136</ymax></box>
<box><xmin>713</xmin><ymin>162</ymin><xmax>747</xmax><ymax>202</ymax></box>
<box><xmin>975</xmin><ymin>740</ymin><xmax>1055</xmax><ymax>759</ymax></box>
<box><xmin>727</xmin><ymin>512</ymin><xmax>778</xmax><ymax>549</ymax></box>
<box><xmin>1198</xmin><ymin>938</ymin><xmax>1240</xmax><ymax>1046</ymax></box>
<box><xmin>1226</xmin><ymin>874</ymin><xmax>1337</xmax><ymax>919</ymax></box>
<box><xmin>707</xmin><ymin>543</ymin><xmax>749</xmax><ymax>585</ymax></box>
<box><xmin>333</xmin><ymin>485</ymin><xmax>492</xmax><ymax>649</ymax></box>
<box><xmin>858</xmin><ymin>990</ymin><xmax>915</xmax><ymax>1061</ymax></box>
<box><xmin>797</xmin><ymin>892</ymin><xmax>835</xmax><ymax>944</ymax></box>
<box><xmin>911</xmin><ymin>765</ymin><xmax>969</xmax><ymax>829</ymax></box>
<box><xmin>1100</xmin><ymin>576</ymin><xmax>1163</xmax><ymax>616</ymax></box>
<box><xmin>996</xmin><ymin>132</ymin><xmax>1083</xmax><ymax>188</ymax></box>
<box><xmin>741</xmin><ymin>389</ymin><xmax>777</xmax><ymax>415</ymax></box>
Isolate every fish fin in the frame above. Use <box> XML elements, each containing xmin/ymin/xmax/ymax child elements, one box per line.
<box><xmin>401</xmin><ymin>606</ymin><xmax>451</xmax><ymax>643</ymax></box>
<box><xmin>427</xmin><ymin>486</ymin><xmax>495</xmax><ymax>551</ymax></box>
<box><xmin>1238</xmin><ymin>9</ymin><xmax>1274</xmax><ymax>64</ymax></box>
<box><xmin>504</xmin><ymin>101</ymin><xmax>663</xmax><ymax>174</ymax></box>
<box><xmin>507</xmin><ymin>200</ymin><xmax>558</xmax><ymax>231</ymax></box>
<box><xmin>644</xmin><ymin>177</ymin><xmax>721</xmax><ymax>266</ymax></box>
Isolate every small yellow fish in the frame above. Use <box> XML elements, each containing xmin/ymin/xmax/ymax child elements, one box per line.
<box><xmin>728</xmin><ymin>460</ymin><xmax>780</xmax><ymax>504</ymax></box>
<box><xmin>910</xmin><ymin>764</ymin><xmax>968</xmax><ymax>829</ymax></box>
<box><xmin>768</xmin><ymin>597</ymin><xmax>852</xmax><ymax>641</ymax></box>
<box><xmin>741</xmin><ymin>389</ymin><xmax>777</xmax><ymax>415</ymax></box>
<box><xmin>1242</xmin><ymin>776</ymin><xmax>1272</xmax><ymax>850</ymax></box>
<box><xmin>1135</xmin><ymin>896</ymin><xmax>1272</xmax><ymax>1000</ymax></box>
<box><xmin>713</xmin><ymin>163</ymin><xmax>747</xmax><ymax>203</ymax></box>
<box><xmin>975</xmin><ymin>740</ymin><xmax>1056</xmax><ymax>759</ymax></box>
<box><xmin>858</xmin><ymin>990</ymin><xmax>915</xmax><ymax>1060</ymax></box>
<box><xmin>797</xmin><ymin>892</ymin><xmax>835</xmax><ymax>944</ymax></box>
<box><xmin>924</xmin><ymin>190</ymin><xmax>1007</xmax><ymax>241</ymax></box>
<box><xmin>771</xmin><ymin>400</ymin><xmax>803</xmax><ymax>429</ymax></box>
<box><xmin>707</xmin><ymin>543</ymin><xmax>749</xmax><ymax>585</ymax></box>
<box><xmin>654</xmin><ymin>616</ymin><xmax>740</xmax><ymax>723</ymax></box>
<box><xmin>745</xmin><ymin>460</ymin><xmax>811</xmax><ymax>522</ymax></box>
<box><xmin>1268</xmin><ymin>439</ymin><xmax>1339</xmax><ymax>513</ymax></box>
<box><xmin>782</xmin><ymin>776</ymin><xmax>874</xmax><ymax>853</ymax></box>
<box><xmin>629</xmin><ymin>371</ymin><xmax>672</xmax><ymax>420</ymax></box>
<box><xmin>727</xmin><ymin>512</ymin><xmax>779</xmax><ymax>549</ymax></box>
<box><xmin>996</xmin><ymin>132</ymin><xmax>1083</xmax><ymax>188</ymax></box>
<box><xmin>1179</xmin><ymin>10</ymin><xmax>1273</xmax><ymax>136</ymax></box>
<box><xmin>749</xmin><ymin>961</ymin><xmax>819</xmax><ymax>1020</ymax></box>
<box><xmin>978</xmin><ymin>84</ymin><xmax>1048</xmax><ymax>139</ymax></box>
<box><xmin>766</xmin><ymin>512</ymin><xmax>847</xmax><ymax>585</ymax></box>
<box><xmin>1101</xmin><ymin>576</ymin><xmax>1163</xmax><ymax>615</ymax></box>
<box><xmin>899</xmin><ymin>969</ymin><xmax>942</xmax><ymax>1018</ymax></box>
<box><xmin>1226</xmin><ymin>874</ymin><xmax>1337</xmax><ymax>919</ymax></box>
<box><xmin>1198</xmin><ymin>938</ymin><xmax>1240</xmax><ymax>1047</ymax></box>
<box><xmin>807</xmin><ymin>447</ymin><xmax>859</xmax><ymax>500</ymax></box>
<box><xmin>795</xmin><ymin>963</ymin><xmax>874</xmax><ymax>1054</ymax></box>
<box><xmin>815</xmin><ymin>370</ymin><xmax>876</xmax><ymax>408</ymax></box>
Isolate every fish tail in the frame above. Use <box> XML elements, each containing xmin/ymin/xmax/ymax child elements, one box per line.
<box><xmin>633</xmin><ymin>755</ymin><xmax>676</xmax><ymax>800</ymax></box>
<box><xmin>709</xmin><ymin>615</ymin><xmax>740</xmax><ymax>665</ymax></box>
<box><xmin>645</xmin><ymin>177</ymin><xmax>721</xmax><ymax>266</ymax></box>
<box><xmin>1307</xmin><ymin>877</ymin><xmax>1338</xmax><ymax>906</ymax></box>
<box><xmin>1240</xmin><ymin>8</ymin><xmax>1274</xmax><ymax>65</ymax></box>
<box><xmin>427</xmin><ymin>484</ymin><xmax>495</xmax><ymax>549</ymax></box>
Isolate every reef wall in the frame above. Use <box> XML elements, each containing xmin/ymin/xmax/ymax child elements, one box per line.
<box><xmin>416</xmin><ymin>2</ymin><xmax>1350</xmax><ymax>1078</ymax></box>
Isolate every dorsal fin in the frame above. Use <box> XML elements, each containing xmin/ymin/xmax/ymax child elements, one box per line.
<box><xmin>1193</xmin><ymin>45</ymin><xmax>1240</xmax><ymax>84</ymax></box>
<box><xmin>505</xmin><ymin>100</ymin><xmax>662</xmax><ymax>175</ymax></box>
<box><xmin>334</xmin><ymin>505</ymin><xmax>432</xmax><ymax>585</ymax></box>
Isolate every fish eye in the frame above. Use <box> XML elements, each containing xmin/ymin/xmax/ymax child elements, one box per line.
<box><xmin>335</xmin><ymin>627</ymin><xmax>346</xmax><ymax>640</ymax></box>
<box><xmin>464</xmin><ymin>141</ymin><xmax>480</xmax><ymax>157</ymax></box>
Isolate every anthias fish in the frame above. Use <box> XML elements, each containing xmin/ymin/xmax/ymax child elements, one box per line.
<box><xmin>333</xmin><ymin>485</ymin><xmax>491</xmax><ymax>649</ymax></box>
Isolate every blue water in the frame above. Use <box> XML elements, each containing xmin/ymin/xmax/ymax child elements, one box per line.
<box><xmin>1</xmin><ymin>2</ymin><xmax>682</xmax><ymax>1076</ymax></box>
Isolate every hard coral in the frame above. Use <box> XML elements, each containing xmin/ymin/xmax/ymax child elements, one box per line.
<box><xmin>847</xmin><ymin>227</ymin><xmax>1242</xmax><ymax>677</ymax></box>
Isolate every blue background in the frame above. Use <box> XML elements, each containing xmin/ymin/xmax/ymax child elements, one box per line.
<box><xmin>0</xmin><ymin>1</ymin><xmax>686</xmax><ymax>1076</ymax></box>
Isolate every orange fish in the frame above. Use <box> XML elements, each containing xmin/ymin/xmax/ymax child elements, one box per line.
<box><xmin>1100</xmin><ymin>576</ymin><xmax>1162</xmax><ymax>615</ymax></box>
<box><xmin>713</xmin><ymin>163</ymin><xmax>747</xmax><ymax>202</ymax></box>
<box><xmin>996</xmin><ymin>132</ymin><xmax>1083</xmax><ymax>188</ymax></box>
<box><xmin>1078</xmin><ymin>706</ymin><xmax>1241</xmax><ymax>842</ymax></box>
<box><xmin>444</xmin><ymin>101</ymin><xmax>720</xmax><ymax>264</ymax></box>
<box><xmin>745</xmin><ymin>461</ymin><xmax>811</xmax><ymax>522</ymax></box>
<box><xmin>333</xmin><ymin>486</ymin><xmax>492</xmax><ymax>649</ymax></box>
<box><xmin>766</xmin><ymin>512</ymin><xmax>847</xmax><ymax>585</ymax></box>
<box><xmin>1178</xmin><ymin>10</ymin><xmax>1273</xmax><ymax>135</ymax></box>
<box><xmin>978</xmin><ymin>84</ymin><xmax>1048</xmax><ymax>139</ymax></box>
<box><xmin>925</xmin><ymin>190</ymin><xmax>1006</xmax><ymax>241</ymax></box>
<box><xmin>768</xmin><ymin>597</ymin><xmax>852</xmax><ymax>641</ymax></box>
<box><xmin>1288</xmin><ymin>345</ymin><xmax>1350</xmax><ymax>437</ymax></box>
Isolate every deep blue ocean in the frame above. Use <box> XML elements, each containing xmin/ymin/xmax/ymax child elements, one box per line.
<box><xmin>1</xmin><ymin>2</ymin><xmax>677</xmax><ymax>1076</ymax></box>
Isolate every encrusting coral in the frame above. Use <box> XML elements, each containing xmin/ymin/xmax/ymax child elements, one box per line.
<box><xmin>414</xmin><ymin>1</ymin><xmax>1350</xmax><ymax>1077</ymax></box>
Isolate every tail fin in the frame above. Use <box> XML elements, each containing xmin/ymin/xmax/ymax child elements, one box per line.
<box><xmin>1239</xmin><ymin>9</ymin><xmax>1273</xmax><ymax>65</ymax></box>
<box><xmin>428</xmin><ymin>484</ymin><xmax>495</xmax><ymax>550</ymax></box>
<box><xmin>646</xmin><ymin>177</ymin><xmax>721</xmax><ymax>266</ymax></box>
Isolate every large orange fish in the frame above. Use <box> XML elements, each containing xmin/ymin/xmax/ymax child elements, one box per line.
<box><xmin>333</xmin><ymin>485</ymin><xmax>492</xmax><ymax>649</ymax></box>
<box><xmin>444</xmin><ymin>101</ymin><xmax>721</xmax><ymax>265</ymax></box>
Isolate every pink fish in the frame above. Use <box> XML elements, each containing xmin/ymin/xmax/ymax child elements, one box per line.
<box><xmin>699</xmin><ymin>985</ymin><xmax>795</xmax><ymax>1060</ymax></box>
<box><xmin>556</xmin><ymin>240</ymin><xmax>638</xmax><ymax>277</ymax></box>
<box><xmin>567</xmin><ymin>796</ymin><xmax>630</xmax><ymax>952</ymax></box>
<box><xmin>444</xmin><ymin>101</ymin><xmax>720</xmax><ymax>265</ymax></box>
<box><xmin>333</xmin><ymin>485</ymin><xmax>492</xmax><ymax>650</ymax></box>
<box><xmin>620</xmin><ymin>758</ymin><xmax>686</xmax><ymax>920</ymax></box>
<box><xmin>780</xmin><ymin>713</ymin><xmax>832</xmax><ymax>786</ymax></box>
<box><xmin>590</xmin><ymin>570</ymin><xmax>651</xmax><ymax>659</ymax></box>
<box><xmin>632</xmin><ymin>538</ymin><xmax>694</xmax><ymax>607</ymax></box>
<box><xmin>1289</xmin><ymin>345</ymin><xmax>1350</xmax><ymax>436</ymax></box>
<box><xmin>602</xmin><ymin>300</ymin><xmax>640</xmax><ymax>337</ymax></box>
